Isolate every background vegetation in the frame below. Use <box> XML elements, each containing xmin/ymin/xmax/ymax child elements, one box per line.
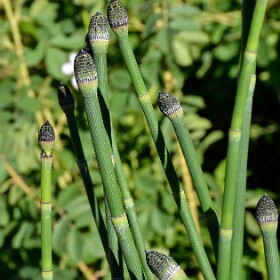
<box><xmin>0</xmin><ymin>0</ymin><xmax>279</xmax><ymax>279</ymax></box>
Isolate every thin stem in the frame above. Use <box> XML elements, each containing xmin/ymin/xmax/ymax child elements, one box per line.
<box><xmin>88</xmin><ymin>12</ymin><xmax>153</xmax><ymax>279</ymax></box>
<box><xmin>217</xmin><ymin>0</ymin><xmax>268</xmax><ymax>279</ymax></box>
<box><xmin>107</xmin><ymin>0</ymin><xmax>219</xmax><ymax>255</ymax></box>
<box><xmin>57</xmin><ymin>84</ymin><xmax>123</xmax><ymax>278</ymax></box>
<box><xmin>256</xmin><ymin>194</ymin><xmax>280</xmax><ymax>280</ymax></box>
<box><xmin>38</xmin><ymin>121</ymin><xmax>55</xmax><ymax>280</ymax></box>
<box><xmin>229</xmin><ymin>75</ymin><xmax>256</xmax><ymax>279</ymax></box>
<box><xmin>74</xmin><ymin>50</ymin><xmax>143</xmax><ymax>279</ymax></box>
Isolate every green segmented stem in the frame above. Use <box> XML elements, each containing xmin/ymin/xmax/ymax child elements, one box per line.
<box><xmin>57</xmin><ymin>84</ymin><xmax>123</xmax><ymax>277</ymax></box>
<box><xmin>256</xmin><ymin>194</ymin><xmax>280</xmax><ymax>280</ymax></box>
<box><xmin>217</xmin><ymin>1</ymin><xmax>268</xmax><ymax>279</ymax></box>
<box><xmin>74</xmin><ymin>50</ymin><xmax>143</xmax><ymax>279</ymax></box>
<box><xmin>88</xmin><ymin>12</ymin><xmax>153</xmax><ymax>279</ymax></box>
<box><xmin>107</xmin><ymin>0</ymin><xmax>219</xmax><ymax>257</ymax></box>
<box><xmin>157</xmin><ymin>91</ymin><xmax>220</xmax><ymax>258</ymax></box>
<box><xmin>38</xmin><ymin>121</ymin><xmax>54</xmax><ymax>280</ymax></box>
<box><xmin>229</xmin><ymin>75</ymin><xmax>256</xmax><ymax>280</ymax></box>
<box><xmin>146</xmin><ymin>251</ymin><xmax>189</xmax><ymax>280</ymax></box>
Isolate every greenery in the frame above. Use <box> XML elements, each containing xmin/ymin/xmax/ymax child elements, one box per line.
<box><xmin>1</xmin><ymin>0</ymin><xmax>279</xmax><ymax>279</ymax></box>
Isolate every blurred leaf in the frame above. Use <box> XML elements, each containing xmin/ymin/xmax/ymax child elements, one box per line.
<box><xmin>45</xmin><ymin>47</ymin><xmax>68</xmax><ymax>80</ymax></box>
<box><xmin>67</xmin><ymin>229</ymin><xmax>84</xmax><ymax>263</ymax></box>
<box><xmin>50</xmin><ymin>33</ymin><xmax>84</xmax><ymax>50</ymax></box>
<box><xmin>109</xmin><ymin>69</ymin><xmax>132</xmax><ymax>90</ymax></box>
<box><xmin>30</xmin><ymin>0</ymin><xmax>58</xmax><ymax>26</ymax></box>
<box><xmin>53</xmin><ymin>217</ymin><xmax>69</xmax><ymax>256</ymax></box>
<box><xmin>170</xmin><ymin>5</ymin><xmax>201</xmax><ymax>17</ymax></box>
<box><xmin>169</xmin><ymin>18</ymin><xmax>199</xmax><ymax>31</ymax></box>
<box><xmin>24</xmin><ymin>43</ymin><xmax>45</xmax><ymax>67</ymax></box>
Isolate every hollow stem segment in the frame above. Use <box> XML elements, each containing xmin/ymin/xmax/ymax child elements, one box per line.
<box><xmin>88</xmin><ymin>12</ymin><xmax>153</xmax><ymax>279</ymax></box>
<box><xmin>38</xmin><ymin>121</ymin><xmax>55</xmax><ymax>280</ymax></box>
<box><xmin>158</xmin><ymin>91</ymin><xmax>220</xmax><ymax>257</ymax></box>
<box><xmin>74</xmin><ymin>50</ymin><xmax>143</xmax><ymax>279</ymax></box>
<box><xmin>256</xmin><ymin>194</ymin><xmax>280</xmax><ymax>280</ymax></box>
<box><xmin>146</xmin><ymin>251</ymin><xmax>189</xmax><ymax>280</ymax></box>
<box><xmin>217</xmin><ymin>0</ymin><xmax>268</xmax><ymax>279</ymax></box>
<box><xmin>229</xmin><ymin>74</ymin><xmax>256</xmax><ymax>280</ymax></box>
<box><xmin>57</xmin><ymin>84</ymin><xmax>124</xmax><ymax>277</ymax></box>
<box><xmin>107</xmin><ymin>0</ymin><xmax>219</xmax><ymax>256</ymax></box>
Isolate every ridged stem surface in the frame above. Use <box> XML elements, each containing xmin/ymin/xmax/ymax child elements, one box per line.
<box><xmin>217</xmin><ymin>0</ymin><xmax>268</xmax><ymax>279</ymax></box>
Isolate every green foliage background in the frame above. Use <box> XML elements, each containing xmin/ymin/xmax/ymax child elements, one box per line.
<box><xmin>0</xmin><ymin>0</ymin><xmax>279</xmax><ymax>279</ymax></box>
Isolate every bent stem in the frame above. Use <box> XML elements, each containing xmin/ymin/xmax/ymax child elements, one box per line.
<box><xmin>217</xmin><ymin>0</ymin><xmax>268</xmax><ymax>279</ymax></box>
<box><xmin>38</xmin><ymin>121</ymin><xmax>55</xmax><ymax>280</ymax></box>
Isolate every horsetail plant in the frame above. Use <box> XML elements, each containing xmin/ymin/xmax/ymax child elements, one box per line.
<box><xmin>256</xmin><ymin>194</ymin><xmax>280</xmax><ymax>280</ymax></box>
<box><xmin>74</xmin><ymin>49</ymin><xmax>143</xmax><ymax>279</ymax></box>
<box><xmin>107</xmin><ymin>0</ymin><xmax>219</xmax><ymax>257</ymax></box>
<box><xmin>38</xmin><ymin>121</ymin><xmax>55</xmax><ymax>280</ymax></box>
<box><xmin>88</xmin><ymin>12</ymin><xmax>153</xmax><ymax>279</ymax></box>
<box><xmin>57</xmin><ymin>83</ymin><xmax>123</xmax><ymax>278</ymax></box>
<box><xmin>217</xmin><ymin>0</ymin><xmax>268</xmax><ymax>278</ymax></box>
<box><xmin>146</xmin><ymin>251</ymin><xmax>189</xmax><ymax>280</ymax></box>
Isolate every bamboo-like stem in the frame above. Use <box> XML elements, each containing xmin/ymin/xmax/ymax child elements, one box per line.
<box><xmin>157</xmin><ymin>91</ymin><xmax>219</xmax><ymax>258</ymax></box>
<box><xmin>107</xmin><ymin>0</ymin><xmax>219</xmax><ymax>255</ymax></box>
<box><xmin>256</xmin><ymin>194</ymin><xmax>280</xmax><ymax>280</ymax></box>
<box><xmin>146</xmin><ymin>251</ymin><xmax>189</xmax><ymax>280</ymax></box>
<box><xmin>88</xmin><ymin>12</ymin><xmax>153</xmax><ymax>279</ymax></box>
<box><xmin>156</xmin><ymin>92</ymin><xmax>216</xmax><ymax>278</ymax></box>
<box><xmin>74</xmin><ymin>50</ymin><xmax>143</xmax><ymax>279</ymax></box>
<box><xmin>57</xmin><ymin>84</ymin><xmax>123</xmax><ymax>278</ymax></box>
<box><xmin>38</xmin><ymin>121</ymin><xmax>55</xmax><ymax>280</ymax></box>
<box><xmin>217</xmin><ymin>0</ymin><xmax>268</xmax><ymax>279</ymax></box>
<box><xmin>229</xmin><ymin>75</ymin><xmax>256</xmax><ymax>280</ymax></box>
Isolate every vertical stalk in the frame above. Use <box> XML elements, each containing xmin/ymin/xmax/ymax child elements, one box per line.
<box><xmin>217</xmin><ymin>0</ymin><xmax>268</xmax><ymax>279</ymax></box>
<box><xmin>74</xmin><ymin>50</ymin><xmax>143</xmax><ymax>279</ymax></box>
<box><xmin>88</xmin><ymin>12</ymin><xmax>153</xmax><ymax>279</ymax></box>
<box><xmin>229</xmin><ymin>75</ymin><xmax>256</xmax><ymax>279</ymax></box>
<box><xmin>57</xmin><ymin>84</ymin><xmax>123</xmax><ymax>278</ymax></box>
<box><xmin>256</xmin><ymin>194</ymin><xmax>280</xmax><ymax>280</ymax></box>
<box><xmin>38</xmin><ymin>121</ymin><xmax>55</xmax><ymax>280</ymax></box>
<box><xmin>107</xmin><ymin>0</ymin><xmax>219</xmax><ymax>254</ymax></box>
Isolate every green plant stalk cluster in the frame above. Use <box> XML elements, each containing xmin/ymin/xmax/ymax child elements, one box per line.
<box><xmin>107</xmin><ymin>0</ymin><xmax>219</xmax><ymax>256</ymax></box>
<box><xmin>38</xmin><ymin>121</ymin><xmax>55</xmax><ymax>280</ymax></box>
<box><xmin>87</xmin><ymin>12</ymin><xmax>153</xmax><ymax>279</ymax></box>
<box><xmin>57</xmin><ymin>84</ymin><xmax>123</xmax><ymax>277</ymax></box>
<box><xmin>217</xmin><ymin>0</ymin><xmax>268</xmax><ymax>279</ymax></box>
<box><xmin>74</xmin><ymin>50</ymin><xmax>143</xmax><ymax>279</ymax></box>
<box><xmin>256</xmin><ymin>194</ymin><xmax>280</xmax><ymax>280</ymax></box>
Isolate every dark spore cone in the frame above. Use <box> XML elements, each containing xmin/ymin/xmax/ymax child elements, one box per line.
<box><xmin>158</xmin><ymin>91</ymin><xmax>182</xmax><ymax>117</ymax></box>
<box><xmin>88</xmin><ymin>12</ymin><xmax>110</xmax><ymax>42</ymax></box>
<box><xmin>107</xmin><ymin>0</ymin><xmax>128</xmax><ymax>30</ymax></box>
<box><xmin>38</xmin><ymin>121</ymin><xmax>55</xmax><ymax>144</ymax></box>
<box><xmin>146</xmin><ymin>250</ymin><xmax>179</xmax><ymax>279</ymax></box>
<box><xmin>256</xmin><ymin>194</ymin><xmax>278</xmax><ymax>224</ymax></box>
<box><xmin>74</xmin><ymin>49</ymin><xmax>97</xmax><ymax>88</ymax></box>
<box><xmin>57</xmin><ymin>83</ymin><xmax>75</xmax><ymax>112</ymax></box>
